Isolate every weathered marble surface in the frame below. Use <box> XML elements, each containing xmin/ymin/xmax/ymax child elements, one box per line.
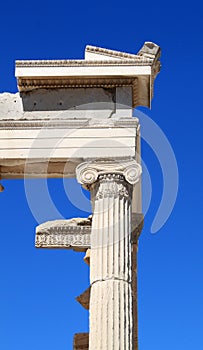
<box><xmin>76</xmin><ymin>160</ymin><xmax>142</xmax><ymax>350</ymax></box>
<box><xmin>0</xmin><ymin>42</ymin><xmax>160</xmax><ymax>183</ymax></box>
<box><xmin>36</xmin><ymin>216</ymin><xmax>92</xmax><ymax>251</ymax></box>
<box><xmin>15</xmin><ymin>42</ymin><xmax>160</xmax><ymax>108</ymax></box>
<box><xmin>0</xmin><ymin>87</ymin><xmax>132</xmax><ymax>120</ymax></box>
<box><xmin>0</xmin><ymin>116</ymin><xmax>139</xmax><ymax>180</ymax></box>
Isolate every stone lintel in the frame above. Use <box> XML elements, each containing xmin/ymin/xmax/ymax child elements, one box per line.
<box><xmin>73</xmin><ymin>333</ymin><xmax>89</xmax><ymax>350</ymax></box>
<box><xmin>0</xmin><ymin>117</ymin><xmax>139</xmax><ymax>180</ymax></box>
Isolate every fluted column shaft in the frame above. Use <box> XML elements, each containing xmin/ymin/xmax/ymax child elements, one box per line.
<box><xmin>90</xmin><ymin>174</ymin><xmax>133</xmax><ymax>350</ymax></box>
<box><xmin>76</xmin><ymin>160</ymin><xmax>142</xmax><ymax>350</ymax></box>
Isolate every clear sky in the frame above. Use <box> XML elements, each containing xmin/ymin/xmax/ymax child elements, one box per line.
<box><xmin>0</xmin><ymin>1</ymin><xmax>202</xmax><ymax>349</ymax></box>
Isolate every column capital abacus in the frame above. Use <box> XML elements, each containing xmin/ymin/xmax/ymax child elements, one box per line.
<box><xmin>76</xmin><ymin>158</ymin><xmax>142</xmax><ymax>189</ymax></box>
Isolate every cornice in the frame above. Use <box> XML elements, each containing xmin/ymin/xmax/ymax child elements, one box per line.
<box><xmin>0</xmin><ymin>118</ymin><xmax>139</xmax><ymax>130</ymax></box>
<box><xmin>17</xmin><ymin>77</ymin><xmax>135</xmax><ymax>92</ymax></box>
<box><xmin>16</xmin><ymin>42</ymin><xmax>160</xmax><ymax>68</ymax></box>
<box><xmin>15</xmin><ymin>58</ymin><xmax>153</xmax><ymax>68</ymax></box>
<box><xmin>85</xmin><ymin>45</ymin><xmax>143</xmax><ymax>60</ymax></box>
<box><xmin>16</xmin><ymin>77</ymin><xmax>141</xmax><ymax>107</ymax></box>
<box><xmin>0</xmin><ymin>119</ymin><xmax>89</xmax><ymax>129</ymax></box>
<box><xmin>15</xmin><ymin>41</ymin><xmax>161</xmax><ymax>108</ymax></box>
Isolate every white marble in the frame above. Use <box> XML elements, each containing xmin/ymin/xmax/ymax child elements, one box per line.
<box><xmin>15</xmin><ymin>42</ymin><xmax>160</xmax><ymax>108</ymax></box>
<box><xmin>76</xmin><ymin>160</ymin><xmax>142</xmax><ymax>350</ymax></box>
<box><xmin>36</xmin><ymin>217</ymin><xmax>91</xmax><ymax>251</ymax></box>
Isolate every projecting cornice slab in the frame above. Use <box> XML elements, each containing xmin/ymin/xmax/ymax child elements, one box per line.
<box><xmin>15</xmin><ymin>42</ymin><xmax>161</xmax><ymax>108</ymax></box>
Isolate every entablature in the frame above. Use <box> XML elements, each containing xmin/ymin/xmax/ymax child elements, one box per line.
<box><xmin>15</xmin><ymin>42</ymin><xmax>160</xmax><ymax>108</ymax></box>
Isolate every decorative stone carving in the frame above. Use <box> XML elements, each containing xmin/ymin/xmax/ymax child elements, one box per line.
<box><xmin>15</xmin><ymin>42</ymin><xmax>161</xmax><ymax>108</ymax></box>
<box><xmin>0</xmin><ymin>118</ymin><xmax>138</xmax><ymax>128</ymax></box>
<box><xmin>95</xmin><ymin>174</ymin><xmax>131</xmax><ymax>200</ymax></box>
<box><xmin>76</xmin><ymin>158</ymin><xmax>142</xmax><ymax>189</ymax></box>
<box><xmin>35</xmin><ymin>217</ymin><xmax>91</xmax><ymax>251</ymax></box>
<box><xmin>76</xmin><ymin>159</ymin><xmax>140</xmax><ymax>350</ymax></box>
<box><xmin>85</xmin><ymin>45</ymin><xmax>146</xmax><ymax>60</ymax></box>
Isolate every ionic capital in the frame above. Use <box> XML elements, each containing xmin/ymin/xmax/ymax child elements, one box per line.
<box><xmin>76</xmin><ymin>159</ymin><xmax>142</xmax><ymax>188</ymax></box>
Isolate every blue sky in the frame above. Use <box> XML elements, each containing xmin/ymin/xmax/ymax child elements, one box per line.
<box><xmin>0</xmin><ymin>1</ymin><xmax>202</xmax><ymax>349</ymax></box>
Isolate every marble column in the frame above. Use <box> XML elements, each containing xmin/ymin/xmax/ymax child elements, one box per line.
<box><xmin>76</xmin><ymin>159</ymin><xmax>142</xmax><ymax>350</ymax></box>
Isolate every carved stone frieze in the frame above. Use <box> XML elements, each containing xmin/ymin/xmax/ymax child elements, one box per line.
<box><xmin>35</xmin><ymin>217</ymin><xmax>91</xmax><ymax>251</ymax></box>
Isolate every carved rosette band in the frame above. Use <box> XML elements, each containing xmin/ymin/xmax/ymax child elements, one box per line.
<box><xmin>76</xmin><ymin>159</ymin><xmax>142</xmax><ymax>188</ymax></box>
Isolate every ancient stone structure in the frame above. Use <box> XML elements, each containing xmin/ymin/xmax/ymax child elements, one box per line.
<box><xmin>76</xmin><ymin>160</ymin><xmax>141</xmax><ymax>349</ymax></box>
<box><xmin>0</xmin><ymin>42</ymin><xmax>161</xmax><ymax>349</ymax></box>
